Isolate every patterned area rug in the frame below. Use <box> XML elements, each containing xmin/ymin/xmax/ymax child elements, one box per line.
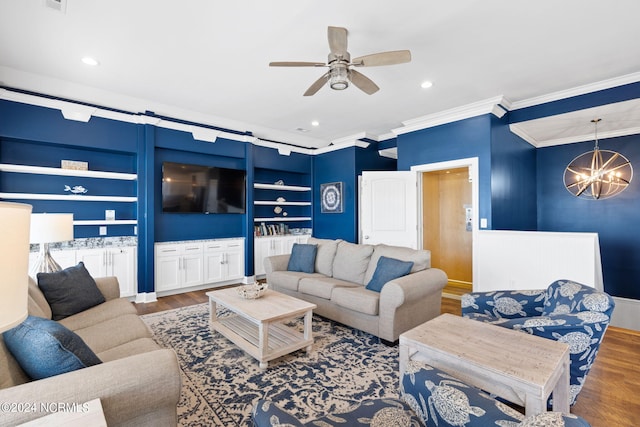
<box><xmin>141</xmin><ymin>303</ymin><xmax>400</xmax><ymax>426</ymax></box>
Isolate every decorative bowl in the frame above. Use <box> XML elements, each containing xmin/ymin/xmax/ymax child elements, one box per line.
<box><xmin>235</xmin><ymin>283</ymin><xmax>268</xmax><ymax>299</ymax></box>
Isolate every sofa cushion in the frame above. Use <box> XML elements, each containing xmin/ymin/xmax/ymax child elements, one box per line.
<box><xmin>37</xmin><ymin>262</ymin><xmax>106</xmax><ymax>321</ymax></box>
<box><xmin>331</xmin><ymin>286</ymin><xmax>380</xmax><ymax>316</ymax></box>
<box><xmin>364</xmin><ymin>244</ymin><xmax>431</xmax><ymax>285</ymax></box>
<box><xmin>287</xmin><ymin>243</ymin><xmax>317</xmax><ymax>273</ymax></box>
<box><xmin>332</xmin><ymin>241</ymin><xmax>374</xmax><ymax>285</ymax></box>
<box><xmin>2</xmin><ymin>315</ymin><xmax>102</xmax><ymax>380</ymax></box>
<box><xmin>72</xmin><ymin>314</ymin><xmax>152</xmax><ymax>354</ymax></box>
<box><xmin>267</xmin><ymin>271</ymin><xmax>321</xmax><ymax>292</ymax></box>
<box><xmin>307</xmin><ymin>237</ymin><xmax>341</xmax><ymax>276</ymax></box>
<box><xmin>27</xmin><ymin>277</ymin><xmax>52</xmax><ymax>319</ymax></box>
<box><xmin>366</xmin><ymin>256</ymin><xmax>414</xmax><ymax>292</ymax></box>
<box><xmin>0</xmin><ymin>335</ymin><xmax>30</xmax><ymax>388</ymax></box>
<box><xmin>96</xmin><ymin>337</ymin><xmax>161</xmax><ymax>362</ymax></box>
<box><xmin>58</xmin><ymin>298</ymin><xmax>137</xmax><ymax>331</ymax></box>
<box><xmin>299</xmin><ymin>277</ymin><xmax>359</xmax><ymax>300</ymax></box>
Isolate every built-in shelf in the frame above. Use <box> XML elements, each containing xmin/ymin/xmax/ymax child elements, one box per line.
<box><xmin>254</xmin><ymin>201</ymin><xmax>311</xmax><ymax>206</ymax></box>
<box><xmin>0</xmin><ymin>193</ymin><xmax>137</xmax><ymax>202</ymax></box>
<box><xmin>254</xmin><ymin>217</ymin><xmax>312</xmax><ymax>222</ymax></box>
<box><xmin>253</xmin><ymin>183</ymin><xmax>311</xmax><ymax>191</ymax></box>
<box><xmin>73</xmin><ymin>220</ymin><xmax>138</xmax><ymax>226</ymax></box>
<box><xmin>0</xmin><ymin>164</ymin><xmax>137</xmax><ymax>180</ymax></box>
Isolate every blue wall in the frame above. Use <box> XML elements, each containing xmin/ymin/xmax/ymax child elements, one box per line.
<box><xmin>536</xmin><ymin>133</ymin><xmax>640</xmax><ymax>299</ymax></box>
<box><xmin>489</xmin><ymin>115</ymin><xmax>537</xmax><ymax>230</ymax></box>
<box><xmin>397</xmin><ymin>114</ymin><xmax>495</xmax><ymax>229</ymax></box>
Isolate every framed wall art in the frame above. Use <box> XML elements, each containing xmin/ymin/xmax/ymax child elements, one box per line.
<box><xmin>320</xmin><ymin>182</ymin><xmax>343</xmax><ymax>213</ymax></box>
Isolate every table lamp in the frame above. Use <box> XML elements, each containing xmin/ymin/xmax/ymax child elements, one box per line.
<box><xmin>29</xmin><ymin>213</ymin><xmax>74</xmax><ymax>277</ymax></box>
<box><xmin>0</xmin><ymin>202</ymin><xmax>32</xmax><ymax>333</ymax></box>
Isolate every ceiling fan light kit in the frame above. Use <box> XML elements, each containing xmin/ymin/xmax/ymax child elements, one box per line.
<box><xmin>270</xmin><ymin>26</ymin><xmax>411</xmax><ymax>96</ymax></box>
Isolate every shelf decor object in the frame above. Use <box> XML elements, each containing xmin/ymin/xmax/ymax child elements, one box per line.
<box><xmin>29</xmin><ymin>213</ymin><xmax>74</xmax><ymax>277</ymax></box>
<box><xmin>320</xmin><ymin>181</ymin><xmax>344</xmax><ymax>213</ymax></box>
<box><xmin>0</xmin><ymin>202</ymin><xmax>32</xmax><ymax>333</ymax></box>
<box><xmin>564</xmin><ymin>118</ymin><xmax>633</xmax><ymax>200</ymax></box>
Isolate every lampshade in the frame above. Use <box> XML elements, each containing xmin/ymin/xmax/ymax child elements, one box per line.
<box><xmin>564</xmin><ymin>119</ymin><xmax>633</xmax><ymax>200</ymax></box>
<box><xmin>30</xmin><ymin>213</ymin><xmax>74</xmax><ymax>244</ymax></box>
<box><xmin>0</xmin><ymin>202</ymin><xmax>32</xmax><ymax>333</ymax></box>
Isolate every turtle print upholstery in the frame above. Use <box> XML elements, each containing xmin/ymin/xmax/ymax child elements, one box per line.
<box><xmin>252</xmin><ymin>362</ymin><xmax>592</xmax><ymax>426</ymax></box>
<box><xmin>461</xmin><ymin>280</ymin><xmax>614</xmax><ymax>406</ymax></box>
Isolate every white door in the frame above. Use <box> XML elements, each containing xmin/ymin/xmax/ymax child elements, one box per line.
<box><xmin>76</xmin><ymin>248</ymin><xmax>107</xmax><ymax>278</ymax></box>
<box><xmin>109</xmin><ymin>247</ymin><xmax>137</xmax><ymax>297</ymax></box>
<box><xmin>360</xmin><ymin>171</ymin><xmax>418</xmax><ymax>248</ymax></box>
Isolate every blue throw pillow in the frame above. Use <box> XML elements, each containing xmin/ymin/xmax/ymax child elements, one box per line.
<box><xmin>287</xmin><ymin>243</ymin><xmax>318</xmax><ymax>273</ymax></box>
<box><xmin>365</xmin><ymin>256</ymin><xmax>414</xmax><ymax>292</ymax></box>
<box><xmin>2</xmin><ymin>315</ymin><xmax>102</xmax><ymax>380</ymax></box>
<box><xmin>37</xmin><ymin>262</ymin><xmax>106</xmax><ymax>320</ymax></box>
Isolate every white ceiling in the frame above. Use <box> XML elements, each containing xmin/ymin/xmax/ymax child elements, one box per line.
<box><xmin>1</xmin><ymin>0</ymin><xmax>640</xmax><ymax>149</ymax></box>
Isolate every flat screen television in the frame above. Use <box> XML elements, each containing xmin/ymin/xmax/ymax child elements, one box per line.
<box><xmin>162</xmin><ymin>161</ymin><xmax>246</xmax><ymax>213</ymax></box>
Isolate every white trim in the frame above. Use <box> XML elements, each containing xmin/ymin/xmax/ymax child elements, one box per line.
<box><xmin>611</xmin><ymin>296</ymin><xmax>640</xmax><ymax>331</ymax></box>
<box><xmin>73</xmin><ymin>220</ymin><xmax>137</xmax><ymax>226</ymax></box>
<box><xmin>510</xmin><ymin>123</ymin><xmax>640</xmax><ymax>148</ymax></box>
<box><xmin>510</xmin><ymin>72</ymin><xmax>640</xmax><ymax>110</ymax></box>
<box><xmin>378</xmin><ymin>147</ymin><xmax>398</xmax><ymax>159</ymax></box>
<box><xmin>0</xmin><ymin>193</ymin><xmax>137</xmax><ymax>202</ymax></box>
<box><xmin>411</xmin><ymin>157</ymin><xmax>480</xmax><ymax>289</ymax></box>
<box><xmin>134</xmin><ymin>292</ymin><xmax>157</xmax><ymax>304</ymax></box>
<box><xmin>0</xmin><ymin>164</ymin><xmax>137</xmax><ymax>180</ymax></box>
<box><xmin>393</xmin><ymin>96</ymin><xmax>508</xmax><ymax>135</ymax></box>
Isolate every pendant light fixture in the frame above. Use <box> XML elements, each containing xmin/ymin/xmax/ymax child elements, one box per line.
<box><xmin>563</xmin><ymin>119</ymin><xmax>633</xmax><ymax>200</ymax></box>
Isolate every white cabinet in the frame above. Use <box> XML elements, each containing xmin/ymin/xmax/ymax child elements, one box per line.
<box><xmin>29</xmin><ymin>246</ymin><xmax>137</xmax><ymax>297</ymax></box>
<box><xmin>154</xmin><ymin>242</ymin><xmax>204</xmax><ymax>292</ymax></box>
<box><xmin>203</xmin><ymin>239</ymin><xmax>245</xmax><ymax>284</ymax></box>
<box><xmin>254</xmin><ymin>235</ymin><xmax>310</xmax><ymax>276</ymax></box>
<box><xmin>76</xmin><ymin>247</ymin><xmax>137</xmax><ymax>297</ymax></box>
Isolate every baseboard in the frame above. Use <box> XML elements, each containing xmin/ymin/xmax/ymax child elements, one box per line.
<box><xmin>135</xmin><ymin>292</ymin><xmax>158</xmax><ymax>304</ymax></box>
<box><xmin>611</xmin><ymin>296</ymin><xmax>640</xmax><ymax>331</ymax></box>
<box><xmin>442</xmin><ymin>292</ymin><xmax>462</xmax><ymax>300</ymax></box>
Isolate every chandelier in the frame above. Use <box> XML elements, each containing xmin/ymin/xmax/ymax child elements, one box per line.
<box><xmin>563</xmin><ymin>119</ymin><xmax>633</xmax><ymax>200</ymax></box>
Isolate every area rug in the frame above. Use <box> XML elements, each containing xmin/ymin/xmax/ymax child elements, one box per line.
<box><xmin>141</xmin><ymin>303</ymin><xmax>400</xmax><ymax>426</ymax></box>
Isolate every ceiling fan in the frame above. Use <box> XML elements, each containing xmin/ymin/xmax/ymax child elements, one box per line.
<box><xmin>269</xmin><ymin>26</ymin><xmax>411</xmax><ymax>96</ymax></box>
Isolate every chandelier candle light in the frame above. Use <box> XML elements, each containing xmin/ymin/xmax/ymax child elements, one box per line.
<box><xmin>563</xmin><ymin>118</ymin><xmax>633</xmax><ymax>200</ymax></box>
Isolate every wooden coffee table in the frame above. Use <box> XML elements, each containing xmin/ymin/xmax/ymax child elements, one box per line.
<box><xmin>399</xmin><ymin>313</ymin><xmax>571</xmax><ymax>416</ymax></box>
<box><xmin>207</xmin><ymin>287</ymin><xmax>316</xmax><ymax>369</ymax></box>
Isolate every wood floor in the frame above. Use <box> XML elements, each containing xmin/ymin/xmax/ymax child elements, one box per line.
<box><xmin>135</xmin><ymin>287</ymin><xmax>640</xmax><ymax>427</ymax></box>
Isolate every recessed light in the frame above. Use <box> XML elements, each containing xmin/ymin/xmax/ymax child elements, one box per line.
<box><xmin>311</xmin><ymin>120</ymin><xmax>320</xmax><ymax>127</ymax></box>
<box><xmin>421</xmin><ymin>80</ymin><xmax>433</xmax><ymax>89</ymax></box>
<box><xmin>81</xmin><ymin>56</ymin><xmax>99</xmax><ymax>66</ymax></box>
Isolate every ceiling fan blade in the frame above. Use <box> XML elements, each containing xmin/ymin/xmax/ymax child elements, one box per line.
<box><xmin>352</xmin><ymin>50</ymin><xmax>412</xmax><ymax>67</ymax></box>
<box><xmin>269</xmin><ymin>61</ymin><xmax>326</xmax><ymax>67</ymax></box>
<box><xmin>303</xmin><ymin>72</ymin><xmax>329</xmax><ymax>96</ymax></box>
<box><xmin>328</xmin><ymin>26</ymin><xmax>348</xmax><ymax>55</ymax></box>
<box><xmin>349</xmin><ymin>69</ymin><xmax>379</xmax><ymax>95</ymax></box>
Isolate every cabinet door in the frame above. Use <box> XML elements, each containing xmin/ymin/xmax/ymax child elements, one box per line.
<box><xmin>254</xmin><ymin>238</ymin><xmax>272</xmax><ymax>276</ymax></box>
<box><xmin>225</xmin><ymin>240</ymin><xmax>244</xmax><ymax>280</ymax></box>
<box><xmin>76</xmin><ymin>249</ymin><xmax>107</xmax><ymax>278</ymax></box>
<box><xmin>49</xmin><ymin>249</ymin><xmax>78</xmax><ymax>270</ymax></box>
<box><xmin>203</xmin><ymin>250</ymin><xmax>225</xmax><ymax>284</ymax></box>
<box><xmin>182</xmin><ymin>253</ymin><xmax>204</xmax><ymax>287</ymax></box>
<box><xmin>109</xmin><ymin>247</ymin><xmax>137</xmax><ymax>297</ymax></box>
<box><xmin>155</xmin><ymin>255</ymin><xmax>181</xmax><ymax>292</ymax></box>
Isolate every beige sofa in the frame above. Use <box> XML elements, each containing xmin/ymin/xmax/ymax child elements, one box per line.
<box><xmin>265</xmin><ymin>238</ymin><xmax>448</xmax><ymax>342</ymax></box>
<box><xmin>0</xmin><ymin>277</ymin><xmax>181</xmax><ymax>427</ymax></box>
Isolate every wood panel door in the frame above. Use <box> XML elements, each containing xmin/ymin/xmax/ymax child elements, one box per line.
<box><xmin>422</xmin><ymin>168</ymin><xmax>472</xmax><ymax>289</ymax></box>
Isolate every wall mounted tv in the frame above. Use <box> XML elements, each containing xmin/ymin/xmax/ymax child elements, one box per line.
<box><xmin>162</xmin><ymin>161</ymin><xmax>246</xmax><ymax>214</ymax></box>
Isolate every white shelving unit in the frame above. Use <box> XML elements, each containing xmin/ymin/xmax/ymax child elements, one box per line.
<box><xmin>253</xmin><ymin>182</ymin><xmax>311</xmax><ymax>223</ymax></box>
<box><xmin>0</xmin><ymin>163</ymin><xmax>138</xmax><ymax>225</ymax></box>
<box><xmin>0</xmin><ymin>164</ymin><xmax>137</xmax><ymax>180</ymax></box>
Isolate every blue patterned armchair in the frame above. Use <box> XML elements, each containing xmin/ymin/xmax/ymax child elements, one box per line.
<box><xmin>252</xmin><ymin>362</ymin><xmax>592</xmax><ymax>426</ymax></box>
<box><xmin>461</xmin><ymin>279</ymin><xmax>615</xmax><ymax>406</ymax></box>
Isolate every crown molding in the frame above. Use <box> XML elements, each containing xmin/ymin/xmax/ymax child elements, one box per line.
<box><xmin>392</xmin><ymin>96</ymin><xmax>508</xmax><ymax>136</ymax></box>
<box><xmin>510</xmin><ymin>72</ymin><xmax>640</xmax><ymax>110</ymax></box>
<box><xmin>378</xmin><ymin>147</ymin><xmax>398</xmax><ymax>159</ymax></box>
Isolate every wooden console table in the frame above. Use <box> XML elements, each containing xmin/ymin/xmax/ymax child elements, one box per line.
<box><xmin>399</xmin><ymin>313</ymin><xmax>571</xmax><ymax>416</ymax></box>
